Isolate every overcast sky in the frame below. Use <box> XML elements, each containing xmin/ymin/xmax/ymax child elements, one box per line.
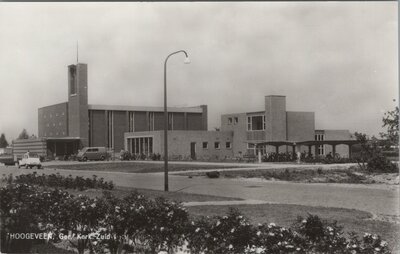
<box><xmin>0</xmin><ymin>2</ymin><xmax>398</xmax><ymax>141</ymax></box>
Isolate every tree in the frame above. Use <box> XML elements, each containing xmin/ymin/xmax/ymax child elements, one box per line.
<box><xmin>354</xmin><ymin>132</ymin><xmax>397</xmax><ymax>173</ymax></box>
<box><xmin>17</xmin><ymin>129</ymin><xmax>29</xmax><ymax>140</ymax></box>
<box><xmin>380</xmin><ymin>106</ymin><xmax>399</xmax><ymax>144</ymax></box>
<box><xmin>0</xmin><ymin>133</ymin><xmax>9</xmax><ymax>148</ymax></box>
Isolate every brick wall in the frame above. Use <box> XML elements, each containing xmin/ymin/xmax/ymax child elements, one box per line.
<box><xmin>38</xmin><ymin>102</ymin><xmax>68</xmax><ymax>138</ymax></box>
<box><xmin>113</xmin><ymin>111</ymin><xmax>127</xmax><ymax>151</ymax></box>
<box><xmin>286</xmin><ymin>111</ymin><xmax>315</xmax><ymax>142</ymax></box>
<box><xmin>265</xmin><ymin>95</ymin><xmax>287</xmax><ymax>141</ymax></box>
<box><xmin>125</xmin><ymin>130</ymin><xmax>233</xmax><ymax>161</ymax></box>
<box><xmin>89</xmin><ymin>110</ymin><xmax>106</xmax><ymax>147</ymax></box>
<box><xmin>68</xmin><ymin>64</ymin><xmax>88</xmax><ymax>146</ymax></box>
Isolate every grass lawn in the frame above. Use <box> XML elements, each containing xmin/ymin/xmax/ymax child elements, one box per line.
<box><xmin>187</xmin><ymin>203</ymin><xmax>400</xmax><ymax>252</ymax></box>
<box><xmin>49</xmin><ymin>161</ymin><xmax>248</xmax><ymax>173</ymax></box>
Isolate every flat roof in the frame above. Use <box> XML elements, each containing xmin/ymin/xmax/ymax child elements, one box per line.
<box><xmin>88</xmin><ymin>104</ymin><xmax>203</xmax><ymax>113</ymax></box>
<box><xmin>246</xmin><ymin>140</ymin><xmax>359</xmax><ymax>146</ymax></box>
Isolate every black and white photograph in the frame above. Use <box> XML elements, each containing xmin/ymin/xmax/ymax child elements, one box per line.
<box><xmin>0</xmin><ymin>2</ymin><xmax>398</xmax><ymax>253</ymax></box>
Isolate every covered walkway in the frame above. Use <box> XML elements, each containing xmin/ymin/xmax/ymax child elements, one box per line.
<box><xmin>247</xmin><ymin>140</ymin><xmax>360</xmax><ymax>159</ymax></box>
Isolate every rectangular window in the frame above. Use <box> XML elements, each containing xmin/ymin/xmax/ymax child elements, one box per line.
<box><xmin>107</xmin><ymin>111</ymin><xmax>114</xmax><ymax>148</ymax></box>
<box><xmin>168</xmin><ymin>113</ymin><xmax>173</xmax><ymax>130</ymax></box>
<box><xmin>129</xmin><ymin>112</ymin><xmax>135</xmax><ymax>132</ymax></box>
<box><xmin>228</xmin><ymin>117</ymin><xmax>233</xmax><ymax>125</ymax></box>
<box><xmin>214</xmin><ymin>142</ymin><xmax>220</xmax><ymax>149</ymax></box>
<box><xmin>69</xmin><ymin>66</ymin><xmax>77</xmax><ymax>95</ymax></box>
<box><xmin>234</xmin><ymin>117</ymin><xmax>238</xmax><ymax>124</ymax></box>
<box><xmin>247</xmin><ymin>143</ymin><xmax>255</xmax><ymax>149</ymax></box>
<box><xmin>247</xmin><ymin>115</ymin><xmax>265</xmax><ymax>131</ymax></box>
<box><xmin>226</xmin><ymin>142</ymin><xmax>231</xmax><ymax>149</ymax></box>
<box><xmin>202</xmin><ymin>142</ymin><xmax>208</xmax><ymax>149</ymax></box>
<box><xmin>148</xmin><ymin>112</ymin><xmax>154</xmax><ymax>131</ymax></box>
<box><xmin>129</xmin><ymin>136</ymin><xmax>153</xmax><ymax>156</ymax></box>
<box><xmin>263</xmin><ymin>115</ymin><xmax>266</xmax><ymax>130</ymax></box>
<box><xmin>315</xmin><ymin>134</ymin><xmax>324</xmax><ymax>155</ymax></box>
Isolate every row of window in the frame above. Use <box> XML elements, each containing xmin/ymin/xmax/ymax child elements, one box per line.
<box><xmin>43</xmin><ymin>112</ymin><xmax>65</xmax><ymax>118</ymax></box>
<box><xmin>227</xmin><ymin>117</ymin><xmax>239</xmax><ymax>125</ymax></box>
<box><xmin>46</xmin><ymin>122</ymin><xmax>63</xmax><ymax>127</ymax></box>
<box><xmin>43</xmin><ymin>131</ymin><xmax>66</xmax><ymax>137</ymax></box>
<box><xmin>228</xmin><ymin>115</ymin><xmax>267</xmax><ymax>131</ymax></box>
<box><xmin>202</xmin><ymin>141</ymin><xmax>231</xmax><ymax>149</ymax></box>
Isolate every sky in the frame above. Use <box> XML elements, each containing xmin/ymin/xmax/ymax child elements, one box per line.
<box><xmin>0</xmin><ymin>2</ymin><xmax>398</xmax><ymax>142</ymax></box>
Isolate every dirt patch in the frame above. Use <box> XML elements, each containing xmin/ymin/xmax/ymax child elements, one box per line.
<box><xmin>182</xmin><ymin>167</ymin><xmax>399</xmax><ymax>185</ymax></box>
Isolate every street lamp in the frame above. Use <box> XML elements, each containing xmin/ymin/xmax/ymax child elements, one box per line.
<box><xmin>164</xmin><ymin>50</ymin><xmax>190</xmax><ymax>191</ymax></box>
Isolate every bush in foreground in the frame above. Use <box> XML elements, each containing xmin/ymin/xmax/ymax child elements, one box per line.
<box><xmin>0</xmin><ymin>183</ymin><xmax>392</xmax><ymax>254</ymax></box>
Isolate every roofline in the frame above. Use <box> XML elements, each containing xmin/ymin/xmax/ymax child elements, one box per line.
<box><xmin>38</xmin><ymin>101</ymin><xmax>68</xmax><ymax>110</ymax></box>
<box><xmin>88</xmin><ymin>104</ymin><xmax>203</xmax><ymax>113</ymax></box>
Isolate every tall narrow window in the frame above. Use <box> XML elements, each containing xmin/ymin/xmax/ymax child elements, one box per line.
<box><xmin>168</xmin><ymin>113</ymin><xmax>173</xmax><ymax>130</ymax></box>
<box><xmin>129</xmin><ymin>112</ymin><xmax>135</xmax><ymax>132</ymax></box>
<box><xmin>148</xmin><ymin>112</ymin><xmax>154</xmax><ymax>131</ymax></box>
<box><xmin>107</xmin><ymin>111</ymin><xmax>114</xmax><ymax>148</ymax></box>
<box><xmin>69</xmin><ymin>66</ymin><xmax>77</xmax><ymax>95</ymax></box>
<box><xmin>247</xmin><ymin>117</ymin><xmax>251</xmax><ymax>130</ymax></box>
<box><xmin>315</xmin><ymin>133</ymin><xmax>324</xmax><ymax>155</ymax></box>
<box><xmin>263</xmin><ymin>115</ymin><xmax>266</xmax><ymax>130</ymax></box>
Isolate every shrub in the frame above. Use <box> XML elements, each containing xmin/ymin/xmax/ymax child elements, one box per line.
<box><xmin>12</xmin><ymin>172</ymin><xmax>114</xmax><ymax>190</ymax></box>
<box><xmin>186</xmin><ymin>208</ymin><xmax>255</xmax><ymax>253</ymax></box>
<box><xmin>206</xmin><ymin>171</ymin><xmax>220</xmax><ymax>178</ymax></box>
<box><xmin>0</xmin><ymin>183</ymin><xmax>393</xmax><ymax>254</ymax></box>
<box><xmin>366</xmin><ymin>153</ymin><xmax>398</xmax><ymax>173</ymax></box>
<box><xmin>144</xmin><ymin>197</ymin><xmax>189</xmax><ymax>253</ymax></box>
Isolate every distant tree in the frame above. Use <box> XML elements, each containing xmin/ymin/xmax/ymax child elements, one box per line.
<box><xmin>354</xmin><ymin>132</ymin><xmax>397</xmax><ymax>173</ymax></box>
<box><xmin>0</xmin><ymin>133</ymin><xmax>8</xmax><ymax>148</ymax></box>
<box><xmin>380</xmin><ymin>106</ymin><xmax>399</xmax><ymax>144</ymax></box>
<box><xmin>18</xmin><ymin>129</ymin><xmax>29</xmax><ymax>140</ymax></box>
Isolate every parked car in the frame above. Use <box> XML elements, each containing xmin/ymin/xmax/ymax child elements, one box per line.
<box><xmin>0</xmin><ymin>154</ymin><xmax>15</xmax><ymax>166</ymax></box>
<box><xmin>77</xmin><ymin>147</ymin><xmax>108</xmax><ymax>162</ymax></box>
<box><xmin>18</xmin><ymin>152</ymin><xmax>42</xmax><ymax>169</ymax></box>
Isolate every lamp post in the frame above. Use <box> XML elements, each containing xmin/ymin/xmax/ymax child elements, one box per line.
<box><xmin>164</xmin><ymin>50</ymin><xmax>190</xmax><ymax>191</ymax></box>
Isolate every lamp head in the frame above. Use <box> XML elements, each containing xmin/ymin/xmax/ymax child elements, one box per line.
<box><xmin>184</xmin><ymin>56</ymin><xmax>191</xmax><ymax>64</ymax></box>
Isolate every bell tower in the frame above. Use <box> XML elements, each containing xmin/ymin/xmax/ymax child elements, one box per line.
<box><xmin>68</xmin><ymin>63</ymin><xmax>89</xmax><ymax>146</ymax></box>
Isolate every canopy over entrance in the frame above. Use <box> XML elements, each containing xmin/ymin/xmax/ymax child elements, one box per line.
<box><xmin>45</xmin><ymin>137</ymin><xmax>81</xmax><ymax>157</ymax></box>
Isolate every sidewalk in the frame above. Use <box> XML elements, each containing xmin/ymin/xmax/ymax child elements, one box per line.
<box><xmin>183</xmin><ymin>199</ymin><xmax>272</xmax><ymax>207</ymax></box>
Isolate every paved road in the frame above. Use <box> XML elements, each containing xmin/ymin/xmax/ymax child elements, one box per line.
<box><xmin>1</xmin><ymin>164</ymin><xmax>398</xmax><ymax>217</ymax></box>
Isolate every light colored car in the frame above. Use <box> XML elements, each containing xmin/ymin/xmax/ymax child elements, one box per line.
<box><xmin>77</xmin><ymin>147</ymin><xmax>108</xmax><ymax>161</ymax></box>
<box><xmin>18</xmin><ymin>152</ymin><xmax>42</xmax><ymax>169</ymax></box>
